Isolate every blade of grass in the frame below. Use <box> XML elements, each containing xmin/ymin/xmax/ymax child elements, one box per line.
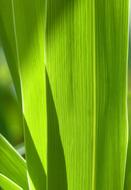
<box><xmin>124</xmin><ymin>94</ymin><xmax>131</xmax><ymax>190</ymax></box>
<box><xmin>0</xmin><ymin>1</ymin><xmax>47</xmax><ymax>189</ymax></box>
<box><xmin>0</xmin><ymin>0</ymin><xmax>129</xmax><ymax>190</ymax></box>
<box><xmin>94</xmin><ymin>1</ymin><xmax>129</xmax><ymax>189</ymax></box>
<box><xmin>124</xmin><ymin>4</ymin><xmax>131</xmax><ymax>188</ymax></box>
<box><xmin>0</xmin><ymin>1</ymin><xmax>22</xmax><ymax>103</ymax></box>
<box><xmin>0</xmin><ymin>174</ymin><xmax>23</xmax><ymax>190</ymax></box>
<box><xmin>46</xmin><ymin>0</ymin><xmax>129</xmax><ymax>189</ymax></box>
<box><xmin>11</xmin><ymin>0</ymin><xmax>47</xmax><ymax>189</ymax></box>
<box><xmin>0</xmin><ymin>135</ymin><xmax>28</xmax><ymax>189</ymax></box>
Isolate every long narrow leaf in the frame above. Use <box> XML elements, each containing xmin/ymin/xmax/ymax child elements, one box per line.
<box><xmin>0</xmin><ymin>0</ymin><xmax>129</xmax><ymax>190</ymax></box>
<box><xmin>46</xmin><ymin>0</ymin><xmax>129</xmax><ymax>189</ymax></box>
<box><xmin>0</xmin><ymin>1</ymin><xmax>22</xmax><ymax>103</ymax></box>
<box><xmin>10</xmin><ymin>1</ymin><xmax>47</xmax><ymax>189</ymax></box>
<box><xmin>0</xmin><ymin>1</ymin><xmax>47</xmax><ymax>189</ymax></box>
<box><xmin>124</xmin><ymin>94</ymin><xmax>131</xmax><ymax>190</ymax></box>
<box><xmin>0</xmin><ymin>174</ymin><xmax>23</xmax><ymax>190</ymax></box>
<box><xmin>0</xmin><ymin>135</ymin><xmax>28</xmax><ymax>189</ymax></box>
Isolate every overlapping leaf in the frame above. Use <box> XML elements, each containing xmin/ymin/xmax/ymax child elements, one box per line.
<box><xmin>0</xmin><ymin>174</ymin><xmax>23</xmax><ymax>190</ymax></box>
<box><xmin>0</xmin><ymin>1</ymin><xmax>47</xmax><ymax>189</ymax></box>
<box><xmin>0</xmin><ymin>0</ymin><xmax>129</xmax><ymax>190</ymax></box>
<box><xmin>0</xmin><ymin>135</ymin><xmax>28</xmax><ymax>189</ymax></box>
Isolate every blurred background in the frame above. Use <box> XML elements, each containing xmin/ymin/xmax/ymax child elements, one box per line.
<box><xmin>0</xmin><ymin>45</ymin><xmax>23</xmax><ymax>146</ymax></box>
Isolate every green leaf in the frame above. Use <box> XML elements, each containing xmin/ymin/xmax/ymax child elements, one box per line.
<box><xmin>10</xmin><ymin>1</ymin><xmax>47</xmax><ymax>189</ymax></box>
<box><xmin>0</xmin><ymin>1</ymin><xmax>22</xmax><ymax>103</ymax></box>
<box><xmin>0</xmin><ymin>135</ymin><xmax>28</xmax><ymax>189</ymax></box>
<box><xmin>46</xmin><ymin>0</ymin><xmax>129</xmax><ymax>189</ymax></box>
<box><xmin>0</xmin><ymin>174</ymin><xmax>23</xmax><ymax>190</ymax></box>
<box><xmin>0</xmin><ymin>0</ymin><xmax>129</xmax><ymax>190</ymax></box>
<box><xmin>124</xmin><ymin>94</ymin><xmax>131</xmax><ymax>190</ymax></box>
<box><xmin>0</xmin><ymin>1</ymin><xmax>47</xmax><ymax>189</ymax></box>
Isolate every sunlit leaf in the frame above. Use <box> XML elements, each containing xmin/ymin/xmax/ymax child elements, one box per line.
<box><xmin>0</xmin><ymin>1</ymin><xmax>22</xmax><ymax>103</ymax></box>
<box><xmin>0</xmin><ymin>1</ymin><xmax>47</xmax><ymax>189</ymax></box>
<box><xmin>0</xmin><ymin>174</ymin><xmax>23</xmax><ymax>190</ymax></box>
<box><xmin>46</xmin><ymin>0</ymin><xmax>129</xmax><ymax>189</ymax></box>
<box><xmin>0</xmin><ymin>0</ymin><xmax>129</xmax><ymax>190</ymax></box>
<box><xmin>124</xmin><ymin>94</ymin><xmax>131</xmax><ymax>190</ymax></box>
<box><xmin>0</xmin><ymin>135</ymin><xmax>28</xmax><ymax>189</ymax></box>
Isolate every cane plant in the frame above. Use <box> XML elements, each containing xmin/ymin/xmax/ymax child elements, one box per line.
<box><xmin>0</xmin><ymin>0</ymin><xmax>130</xmax><ymax>190</ymax></box>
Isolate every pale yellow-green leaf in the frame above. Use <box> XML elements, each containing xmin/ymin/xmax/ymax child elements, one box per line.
<box><xmin>0</xmin><ymin>1</ymin><xmax>47</xmax><ymax>189</ymax></box>
<box><xmin>0</xmin><ymin>0</ymin><xmax>129</xmax><ymax>190</ymax></box>
<box><xmin>46</xmin><ymin>0</ymin><xmax>129</xmax><ymax>189</ymax></box>
<box><xmin>0</xmin><ymin>135</ymin><xmax>28</xmax><ymax>189</ymax></box>
<box><xmin>0</xmin><ymin>174</ymin><xmax>23</xmax><ymax>190</ymax></box>
<box><xmin>124</xmin><ymin>93</ymin><xmax>131</xmax><ymax>190</ymax></box>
